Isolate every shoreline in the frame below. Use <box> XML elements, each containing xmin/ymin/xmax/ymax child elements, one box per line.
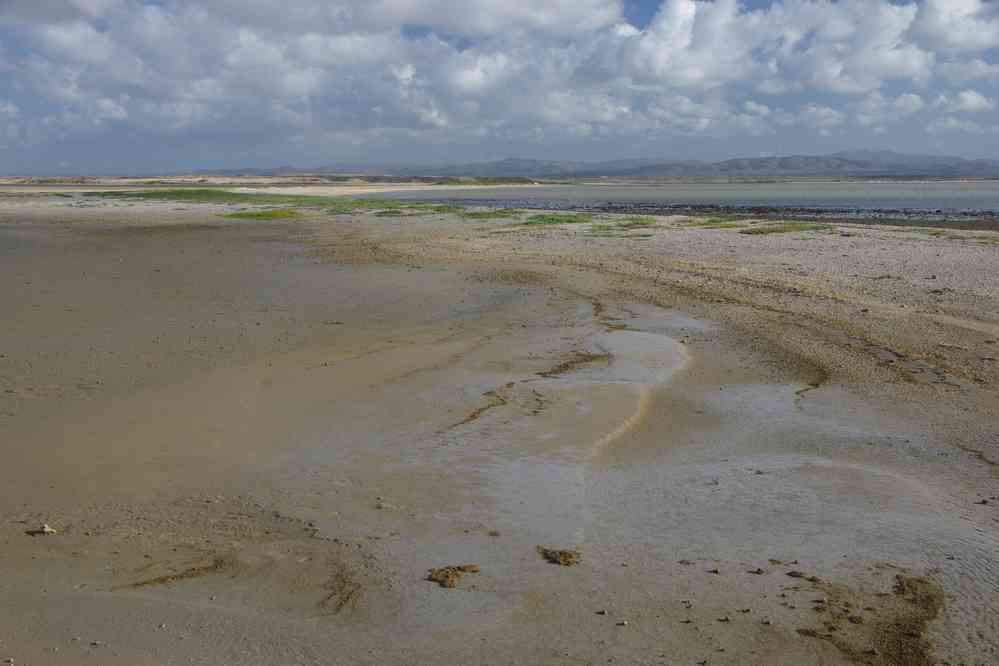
<box><xmin>435</xmin><ymin>198</ymin><xmax>999</xmax><ymax>229</ymax></box>
<box><xmin>375</xmin><ymin>195</ymin><xmax>999</xmax><ymax>229</ymax></box>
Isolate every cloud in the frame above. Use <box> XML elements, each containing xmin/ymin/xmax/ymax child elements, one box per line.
<box><xmin>927</xmin><ymin>116</ymin><xmax>986</xmax><ymax>134</ymax></box>
<box><xmin>937</xmin><ymin>58</ymin><xmax>999</xmax><ymax>83</ymax></box>
<box><xmin>798</xmin><ymin>103</ymin><xmax>845</xmax><ymax>135</ymax></box>
<box><xmin>0</xmin><ymin>0</ymin><xmax>121</xmax><ymax>25</ymax></box>
<box><xmin>934</xmin><ymin>89</ymin><xmax>996</xmax><ymax>113</ymax></box>
<box><xmin>0</xmin><ymin>0</ymin><xmax>997</xmax><ymax>170</ymax></box>
<box><xmin>360</xmin><ymin>0</ymin><xmax>623</xmax><ymax>36</ymax></box>
<box><xmin>855</xmin><ymin>92</ymin><xmax>925</xmax><ymax>128</ymax></box>
<box><xmin>914</xmin><ymin>0</ymin><xmax>999</xmax><ymax>52</ymax></box>
<box><xmin>762</xmin><ymin>0</ymin><xmax>933</xmax><ymax>94</ymax></box>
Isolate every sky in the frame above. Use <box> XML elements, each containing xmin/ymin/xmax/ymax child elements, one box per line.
<box><xmin>1</xmin><ymin>0</ymin><xmax>998</xmax><ymax>174</ymax></box>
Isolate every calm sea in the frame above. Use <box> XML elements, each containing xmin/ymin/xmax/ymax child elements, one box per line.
<box><xmin>374</xmin><ymin>181</ymin><xmax>999</xmax><ymax>224</ymax></box>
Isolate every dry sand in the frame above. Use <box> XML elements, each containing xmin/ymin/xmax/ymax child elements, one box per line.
<box><xmin>1</xmin><ymin>188</ymin><xmax>997</xmax><ymax>665</ymax></box>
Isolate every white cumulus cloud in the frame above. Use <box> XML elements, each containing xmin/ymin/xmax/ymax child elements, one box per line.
<box><xmin>915</xmin><ymin>0</ymin><xmax>999</xmax><ymax>52</ymax></box>
<box><xmin>0</xmin><ymin>0</ymin><xmax>997</xmax><ymax>170</ymax></box>
<box><xmin>935</xmin><ymin>89</ymin><xmax>996</xmax><ymax>112</ymax></box>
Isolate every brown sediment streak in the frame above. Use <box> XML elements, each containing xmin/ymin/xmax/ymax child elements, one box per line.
<box><xmin>449</xmin><ymin>385</ymin><xmax>512</xmax><ymax>429</ymax></box>
<box><xmin>952</xmin><ymin>440</ymin><xmax>999</xmax><ymax>472</ymax></box>
<box><xmin>794</xmin><ymin>383</ymin><xmax>820</xmax><ymax>399</ymax></box>
<box><xmin>794</xmin><ymin>370</ymin><xmax>828</xmax><ymax>401</ymax></box>
<box><xmin>116</xmin><ymin>556</ymin><xmax>230</xmax><ymax>590</ymax></box>
<box><xmin>588</xmin><ymin>385</ymin><xmax>656</xmax><ymax>459</ymax></box>
<box><xmin>318</xmin><ymin>570</ymin><xmax>362</xmax><ymax>615</ymax></box>
<box><xmin>588</xmin><ymin>343</ymin><xmax>691</xmax><ymax>458</ymax></box>
<box><xmin>796</xmin><ymin>572</ymin><xmax>945</xmax><ymax>666</ymax></box>
<box><xmin>536</xmin><ymin>351</ymin><xmax>611</xmax><ymax>378</ymax></box>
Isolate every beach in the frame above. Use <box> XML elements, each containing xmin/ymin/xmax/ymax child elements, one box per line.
<box><xmin>1</xmin><ymin>185</ymin><xmax>998</xmax><ymax>665</ymax></box>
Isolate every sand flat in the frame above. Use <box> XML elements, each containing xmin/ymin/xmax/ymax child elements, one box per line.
<box><xmin>1</xmin><ymin>190</ymin><xmax>997</xmax><ymax>664</ymax></box>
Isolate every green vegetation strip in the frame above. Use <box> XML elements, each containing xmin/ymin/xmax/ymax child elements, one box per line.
<box><xmin>523</xmin><ymin>213</ymin><xmax>593</xmax><ymax>226</ymax></box>
<box><xmin>739</xmin><ymin>222</ymin><xmax>827</xmax><ymax>235</ymax></box>
<box><xmin>427</xmin><ymin>205</ymin><xmax>465</xmax><ymax>214</ymax></box>
<box><xmin>89</xmin><ymin>188</ymin><xmax>460</xmax><ymax>215</ymax></box>
<box><xmin>224</xmin><ymin>208</ymin><xmax>300</xmax><ymax>220</ymax></box>
<box><xmin>615</xmin><ymin>216</ymin><xmax>656</xmax><ymax>228</ymax></box>
<box><xmin>461</xmin><ymin>209</ymin><xmax>521</xmax><ymax>219</ymax></box>
<box><xmin>589</xmin><ymin>216</ymin><xmax>657</xmax><ymax>236</ymax></box>
<box><xmin>691</xmin><ymin>216</ymin><xmax>745</xmax><ymax>229</ymax></box>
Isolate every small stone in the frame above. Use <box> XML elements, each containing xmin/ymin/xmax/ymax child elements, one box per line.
<box><xmin>25</xmin><ymin>523</ymin><xmax>57</xmax><ymax>536</ymax></box>
<box><xmin>595</xmin><ymin>610</ymin><xmax>607</xmax><ymax>615</ymax></box>
<box><xmin>717</xmin><ymin>616</ymin><xmax>731</xmax><ymax>623</ymax></box>
<box><xmin>537</xmin><ymin>547</ymin><xmax>581</xmax><ymax>566</ymax></box>
<box><xmin>616</xmin><ymin>620</ymin><xmax>628</xmax><ymax>626</ymax></box>
<box><xmin>427</xmin><ymin>564</ymin><xmax>480</xmax><ymax>588</ymax></box>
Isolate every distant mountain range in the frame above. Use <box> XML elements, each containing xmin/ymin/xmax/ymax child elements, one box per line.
<box><xmin>205</xmin><ymin>151</ymin><xmax>999</xmax><ymax>179</ymax></box>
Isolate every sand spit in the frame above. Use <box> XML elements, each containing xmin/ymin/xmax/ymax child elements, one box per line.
<box><xmin>230</xmin><ymin>183</ymin><xmax>541</xmax><ymax>198</ymax></box>
<box><xmin>0</xmin><ymin>189</ymin><xmax>998</xmax><ymax>664</ymax></box>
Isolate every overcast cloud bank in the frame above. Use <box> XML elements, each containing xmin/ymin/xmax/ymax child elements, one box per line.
<box><xmin>0</xmin><ymin>0</ymin><xmax>998</xmax><ymax>173</ymax></box>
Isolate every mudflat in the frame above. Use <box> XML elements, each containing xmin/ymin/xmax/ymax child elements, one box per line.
<box><xmin>1</xmin><ymin>188</ymin><xmax>998</xmax><ymax>665</ymax></box>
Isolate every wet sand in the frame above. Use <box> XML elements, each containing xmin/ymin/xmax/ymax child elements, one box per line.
<box><xmin>1</xmin><ymin>190</ymin><xmax>998</xmax><ymax>665</ymax></box>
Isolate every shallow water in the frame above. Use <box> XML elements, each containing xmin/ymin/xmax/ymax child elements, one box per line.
<box><xmin>374</xmin><ymin>181</ymin><xmax>999</xmax><ymax>221</ymax></box>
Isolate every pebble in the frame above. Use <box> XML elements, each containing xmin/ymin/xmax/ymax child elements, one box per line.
<box><xmin>616</xmin><ymin>620</ymin><xmax>628</xmax><ymax>626</ymax></box>
<box><xmin>27</xmin><ymin>524</ymin><xmax>57</xmax><ymax>536</ymax></box>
